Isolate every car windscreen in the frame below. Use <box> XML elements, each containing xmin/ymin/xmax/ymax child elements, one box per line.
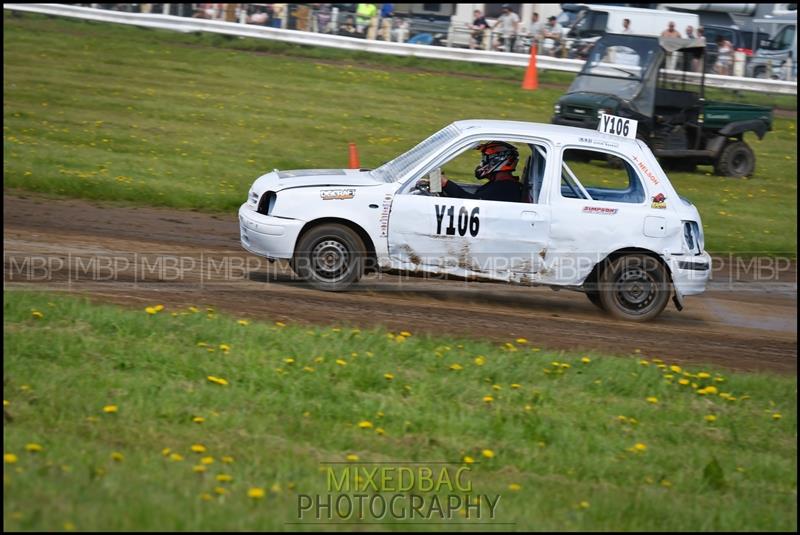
<box><xmin>370</xmin><ymin>123</ymin><xmax>462</xmax><ymax>183</ymax></box>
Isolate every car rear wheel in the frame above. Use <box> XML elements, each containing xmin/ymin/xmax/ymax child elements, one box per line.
<box><xmin>715</xmin><ymin>141</ymin><xmax>755</xmax><ymax>178</ymax></box>
<box><xmin>598</xmin><ymin>255</ymin><xmax>671</xmax><ymax>322</ymax></box>
<box><xmin>292</xmin><ymin>224</ymin><xmax>364</xmax><ymax>291</ymax></box>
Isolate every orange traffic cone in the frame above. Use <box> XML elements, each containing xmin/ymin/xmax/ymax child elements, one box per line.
<box><xmin>522</xmin><ymin>43</ymin><xmax>538</xmax><ymax>90</ymax></box>
<box><xmin>348</xmin><ymin>142</ymin><xmax>360</xmax><ymax>169</ymax></box>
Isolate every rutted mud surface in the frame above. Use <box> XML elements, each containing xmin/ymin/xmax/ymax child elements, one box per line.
<box><xmin>4</xmin><ymin>193</ymin><xmax>796</xmax><ymax>374</ymax></box>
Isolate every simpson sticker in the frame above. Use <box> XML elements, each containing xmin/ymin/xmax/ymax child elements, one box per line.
<box><xmin>320</xmin><ymin>188</ymin><xmax>355</xmax><ymax>200</ymax></box>
<box><xmin>651</xmin><ymin>193</ymin><xmax>667</xmax><ymax>209</ymax></box>
<box><xmin>583</xmin><ymin>206</ymin><xmax>618</xmax><ymax>215</ymax></box>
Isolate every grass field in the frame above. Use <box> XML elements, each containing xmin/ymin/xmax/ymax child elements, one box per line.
<box><xmin>3</xmin><ymin>290</ymin><xmax>797</xmax><ymax>531</ymax></box>
<box><xmin>2</xmin><ymin>12</ymin><xmax>797</xmax><ymax>255</ymax></box>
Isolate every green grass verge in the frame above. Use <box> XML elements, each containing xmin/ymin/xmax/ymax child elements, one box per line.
<box><xmin>2</xmin><ymin>12</ymin><xmax>797</xmax><ymax>254</ymax></box>
<box><xmin>4</xmin><ymin>290</ymin><xmax>797</xmax><ymax>531</ymax></box>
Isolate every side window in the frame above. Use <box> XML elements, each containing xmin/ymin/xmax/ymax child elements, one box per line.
<box><xmin>560</xmin><ymin>149</ymin><xmax>645</xmax><ymax>203</ymax></box>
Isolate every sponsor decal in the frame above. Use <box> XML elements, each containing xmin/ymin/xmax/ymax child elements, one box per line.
<box><xmin>632</xmin><ymin>154</ymin><xmax>660</xmax><ymax>186</ymax></box>
<box><xmin>578</xmin><ymin>137</ymin><xmax>620</xmax><ymax>149</ymax></box>
<box><xmin>582</xmin><ymin>206</ymin><xmax>618</xmax><ymax>215</ymax></box>
<box><xmin>651</xmin><ymin>193</ymin><xmax>667</xmax><ymax>209</ymax></box>
<box><xmin>379</xmin><ymin>193</ymin><xmax>392</xmax><ymax>237</ymax></box>
<box><xmin>320</xmin><ymin>188</ymin><xmax>356</xmax><ymax>200</ymax></box>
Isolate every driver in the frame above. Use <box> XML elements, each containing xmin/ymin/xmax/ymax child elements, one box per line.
<box><xmin>420</xmin><ymin>141</ymin><xmax>523</xmax><ymax>202</ymax></box>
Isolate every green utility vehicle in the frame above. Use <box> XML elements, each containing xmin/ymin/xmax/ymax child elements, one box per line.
<box><xmin>551</xmin><ymin>34</ymin><xmax>773</xmax><ymax>177</ymax></box>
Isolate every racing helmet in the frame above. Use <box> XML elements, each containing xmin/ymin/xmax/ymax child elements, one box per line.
<box><xmin>474</xmin><ymin>141</ymin><xmax>519</xmax><ymax>180</ymax></box>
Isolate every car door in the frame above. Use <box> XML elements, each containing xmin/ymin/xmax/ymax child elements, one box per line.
<box><xmin>386</xmin><ymin>144</ymin><xmax>551</xmax><ymax>281</ymax></box>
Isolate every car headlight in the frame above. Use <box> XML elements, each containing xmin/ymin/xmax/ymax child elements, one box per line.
<box><xmin>554</xmin><ymin>103</ymin><xmax>561</xmax><ymax>114</ymax></box>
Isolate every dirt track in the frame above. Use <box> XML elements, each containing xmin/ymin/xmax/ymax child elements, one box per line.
<box><xmin>4</xmin><ymin>193</ymin><xmax>796</xmax><ymax>374</ymax></box>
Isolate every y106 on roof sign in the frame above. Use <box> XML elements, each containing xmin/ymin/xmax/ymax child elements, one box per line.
<box><xmin>598</xmin><ymin>113</ymin><xmax>638</xmax><ymax>139</ymax></box>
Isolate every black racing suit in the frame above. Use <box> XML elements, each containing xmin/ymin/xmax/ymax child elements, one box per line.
<box><xmin>442</xmin><ymin>177</ymin><xmax>522</xmax><ymax>203</ymax></box>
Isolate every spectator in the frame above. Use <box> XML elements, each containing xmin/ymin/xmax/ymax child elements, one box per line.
<box><xmin>379</xmin><ymin>3</ymin><xmax>394</xmax><ymax>40</ymax></box>
<box><xmin>661</xmin><ymin>21</ymin><xmax>681</xmax><ymax>38</ymax></box>
<box><xmin>469</xmin><ymin>9</ymin><xmax>489</xmax><ymax>50</ymax></box>
<box><xmin>527</xmin><ymin>12</ymin><xmax>545</xmax><ymax>45</ymax></box>
<box><xmin>391</xmin><ymin>16</ymin><xmax>410</xmax><ymax>42</ymax></box>
<box><xmin>339</xmin><ymin>15</ymin><xmax>361</xmax><ymax>38</ymax></box>
<box><xmin>685</xmin><ymin>25</ymin><xmax>695</xmax><ymax>39</ymax></box>
<box><xmin>270</xmin><ymin>4</ymin><xmax>286</xmax><ymax>28</ymax></box>
<box><xmin>542</xmin><ymin>15</ymin><xmax>563</xmax><ymax>56</ymax></box>
<box><xmin>314</xmin><ymin>3</ymin><xmax>333</xmax><ymax>33</ymax></box>
<box><xmin>246</xmin><ymin>4</ymin><xmax>270</xmax><ymax>26</ymax></box>
<box><xmin>714</xmin><ymin>34</ymin><xmax>734</xmax><ymax>75</ymax></box>
<box><xmin>493</xmin><ymin>4</ymin><xmax>520</xmax><ymax>52</ymax></box>
<box><xmin>696</xmin><ymin>26</ymin><xmax>706</xmax><ymax>44</ymax></box>
<box><xmin>621</xmin><ymin>18</ymin><xmax>632</xmax><ymax>34</ymax></box>
<box><xmin>355</xmin><ymin>3</ymin><xmax>377</xmax><ymax>35</ymax></box>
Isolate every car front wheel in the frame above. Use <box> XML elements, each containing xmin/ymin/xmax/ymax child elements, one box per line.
<box><xmin>598</xmin><ymin>254</ymin><xmax>671</xmax><ymax>322</ymax></box>
<box><xmin>292</xmin><ymin>224</ymin><xmax>365</xmax><ymax>291</ymax></box>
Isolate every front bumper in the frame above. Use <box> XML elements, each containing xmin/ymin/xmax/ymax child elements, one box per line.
<box><xmin>238</xmin><ymin>203</ymin><xmax>305</xmax><ymax>259</ymax></box>
<box><xmin>668</xmin><ymin>252</ymin><xmax>711</xmax><ymax>297</ymax></box>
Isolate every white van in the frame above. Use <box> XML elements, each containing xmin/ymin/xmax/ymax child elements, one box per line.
<box><xmin>563</xmin><ymin>4</ymin><xmax>699</xmax><ymax>39</ymax></box>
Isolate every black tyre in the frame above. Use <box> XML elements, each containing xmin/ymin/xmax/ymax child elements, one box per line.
<box><xmin>292</xmin><ymin>224</ymin><xmax>365</xmax><ymax>291</ymax></box>
<box><xmin>714</xmin><ymin>141</ymin><xmax>755</xmax><ymax>178</ymax></box>
<box><xmin>598</xmin><ymin>255</ymin><xmax>671</xmax><ymax>322</ymax></box>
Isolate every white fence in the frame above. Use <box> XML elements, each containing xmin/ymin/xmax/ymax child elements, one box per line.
<box><xmin>4</xmin><ymin>3</ymin><xmax>797</xmax><ymax>95</ymax></box>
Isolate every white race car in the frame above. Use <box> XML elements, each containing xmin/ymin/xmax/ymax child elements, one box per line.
<box><xmin>239</xmin><ymin>119</ymin><xmax>710</xmax><ymax>321</ymax></box>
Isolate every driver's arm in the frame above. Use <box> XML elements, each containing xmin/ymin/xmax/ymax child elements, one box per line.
<box><xmin>441</xmin><ymin>179</ymin><xmax>479</xmax><ymax>200</ymax></box>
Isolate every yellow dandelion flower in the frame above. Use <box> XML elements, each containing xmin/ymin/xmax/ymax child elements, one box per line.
<box><xmin>3</xmin><ymin>400</ymin><xmax>8</xmax><ymax>407</ymax></box>
<box><xmin>201</xmin><ymin>456</ymin><xmax>214</xmax><ymax>465</ymax></box>
<box><xmin>481</xmin><ymin>449</ymin><xmax>495</xmax><ymax>459</ymax></box>
<box><xmin>678</xmin><ymin>378</ymin><xmax>690</xmax><ymax>385</ymax></box>
<box><xmin>632</xmin><ymin>443</ymin><xmax>647</xmax><ymax>452</ymax></box>
<box><xmin>639</xmin><ymin>359</ymin><xmax>649</xmax><ymax>366</ymax></box>
<box><xmin>669</xmin><ymin>365</ymin><xmax>682</xmax><ymax>373</ymax></box>
<box><xmin>772</xmin><ymin>412</ymin><xmax>782</xmax><ymax>420</ymax></box>
<box><xmin>207</xmin><ymin>376</ymin><xmax>229</xmax><ymax>386</ymax></box>
<box><xmin>4</xmin><ymin>453</ymin><xmax>18</xmax><ymax>464</ymax></box>
<box><xmin>336</xmin><ymin>359</ymin><xmax>347</xmax><ymax>366</ymax></box>
<box><xmin>449</xmin><ymin>364</ymin><xmax>463</xmax><ymax>371</ymax></box>
<box><xmin>357</xmin><ymin>421</ymin><xmax>373</xmax><ymax>429</ymax></box>
<box><xmin>400</xmin><ymin>331</ymin><xmax>412</xmax><ymax>337</ymax></box>
<box><xmin>221</xmin><ymin>456</ymin><xmax>234</xmax><ymax>464</ymax></box>
<box><xmin>219</xmin><ymin>344</ymin><xmax>230</xmax><ymax>352</ymax></box>
<box><xmin>579</xmin><ymin>501</ymin><xmax>590</xmax><ymax>509</ymax></box>
<box><xmin>346</xmin><ymin>454</ymin><xmax>359</xmax><ymax>462</ymax></box>
<box><xmin>697</xmin><ymin>372</ymin><xmax>711</xmax><ymax>379</ymax></box>
<box><xmin>103</xmin><ymin>404</ymin><xmax>118</xmax><ymax>414</ymax></box>
<box><xmin>394</xmin><ymin>335</ymin><xmax>406</xmax><ymax>343</ymax></box>
<box><xmin>189</xmin><ymin>306</ymin><xmax>199</xmax><ymax>313</ymax></box>
<box><xmin>111</xmin><ymin>452</ymin><xmax>124</xmax><ymax>462</ymax></box>
<box><xmin>214</xmin><ymin>486</ymin><xmax>228</xmax><ymax>495</ymax></box>
<box><xmin>646</xmin><ymin>396</ymin><xmax>658</xmax><ymax>404</ymax></box>
<box><xmin>63</xmin><ymin>522</ymin><xmax>76</xmax><ymax>531</ymax></box>
<box><xmin>192</xmin><ymin>416</ymin><xmax>205</xmax><ymax>424</ymax></box>
<box><xmin>661</xmin><ymin>479</ymin><xmax>672</xmax><ymax>488</ymax></box>
<box><xmin>31</xmin><ymin>310</ymin><xmax>44</xmax><ymax>319</ymax></box>
<box><xmin>516</xmin><ymin>338</ymin><xmax>528</xmax><ymax>344</ymax></box>
<box><xmin>283</xmin><ymin>358</ymin><xmax>295</xmax><ymax>365</ymax></box>
<box><xmin>560</xmin><ymin>363</ymin><xmax>571</xmax><ymax>369</ymax></box>
<box><xmin>492</xmin><ymin>384</ymin><xmax>502</xmax><ymax>391</ymax></box>
<box><xmin>248</xmin><ymin>487</ymin><xmax>266</xmax><ymax>499</ymax></box>
<box><xmin>192</xmin><ymin>464</ymin><xmax>207</xmax><ymax>473</ymax></box>
<box><xmin>162</xmin><ymin>448</ymin><xmax>172</xmax><ymax>456</ymax></box>
<box><xmin>375</xmin><ymin>427</ymin><xmax>385</xmax><ymax>436</ymax></box>
<box><xmin>25</xmin><ymin>443</ymin><xmax>43</xmax><ymax>453</ymax></box>
<box><xmin>303</xmin><ymin>366</ymin><xmax>315</xmax><ymax>373</ymax></box>
<box><xmin>511</xmin><ymin>383</ymin><xmax>521</xmax><ymax>389</ymax></box>
<box><xmin>145</xmin><ymin>306</ymin><xmax>157</xmax><ymax>315</ymax></box>
<box><xmin>508</xmin><ymin>483</ymin><xmax>522</xmax><ymax>491</ymax></box>
<box><xmin>483</xmin><ymin>395</ymin><xmax>494</xmax><ymax>403</ymax></box>
<box><xmin>216</xmin><ymin>473</ymin><xmax>233</xmax><ymax>482</ymax></box>
<box><xmin>270</xmin><ymin>482</ymin><xmax>282</xmax><ymax>493</ymax></box>
<box><xmin>384</xmin><ymin>372</ymin><xmax>394</xmax><ymax>381</ymax></box>
<box><xmin>463</xmin><ymin>456</ymin><xmax>475</xmax><ymax>464</ymax></box>
<box><xmin>200</xmin><ymin>493</ymin><xmax>213</xmax><ymax>501</ymax></box>
<box><xmin>191</xmin><ymin>444</ymin><xmax>207</xmax><ymax>453</ymax></box>
<box><xmin>237</xmin><ymin>319</ymin><xmax>250</xmax><ymax>326</ymax></box>
<box><xmin>169</xmin><ymin>453</ymin><xmax>184</xmax><ymax>462</ymax></box>
<box><xmin>275</xmin><ymin>321</ymin><xmax>286</xmax><ymax>327</ymax></box>
<box><xmin>704</xmin><ymin>414</ymin><xmax>717</xmax><ymax>422</ymax></box>
<box><xmin>474</xmin><ymin>356</ymin><xmax>486</xmax><ymax>366</ymax></box>
<box><xmin>581</xmin><ymin>357</ymin><xmax>591</xmax><ymax>364</ymax></box>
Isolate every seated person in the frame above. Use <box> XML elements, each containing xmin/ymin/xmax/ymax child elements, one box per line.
<box><xmin>419</xmin><ymin>141</ymin><xmax>522</xmax><ymax>202</ymax></box>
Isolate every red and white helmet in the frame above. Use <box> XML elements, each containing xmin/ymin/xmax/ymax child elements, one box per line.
<box><xmin>474</xmin><ymin>141</ymin><xmax>519</xmax><ymax>179</ymax></box>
